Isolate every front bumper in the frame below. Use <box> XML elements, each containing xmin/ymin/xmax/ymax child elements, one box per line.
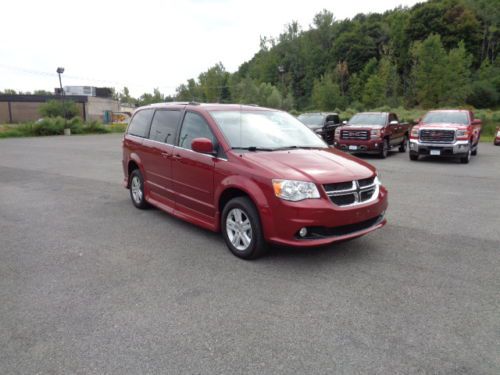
<box><xmin>409</xmin><ymin>139</ymin><xmax>470</xmax><ymax>156</ymax></box>
<box><xmin>262</xmin><ymin>186</ymin><xmax>388</xmax><ymax>247</ymax></box>
<box><xmin>335</xmin><ymin>139</ymin><xmax>383</xmax><ymax>154</ymax></box>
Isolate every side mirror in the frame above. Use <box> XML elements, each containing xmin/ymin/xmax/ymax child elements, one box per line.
<box><xmin>342</xmin><ymin>120</ymin><xmax>347</xmax><ymax>125</ymax></box>
<box><xmin>191</xmin><ymin>137</ymin><xmax>215</xmax><ymax>155</ymax></box>
<box><xmin>472</xmin><ymin>119</ymin><xmax>482</xmax><ymax>126</ymax></box>
<box><xmin>389</xmin><ymin>120</ymin><xmax>399</xmax><ymax>125</ymax></box>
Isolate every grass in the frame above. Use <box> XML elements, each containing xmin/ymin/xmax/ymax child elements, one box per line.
<box><xmin>0</xmin><ymin>118</ymin><xmax>128</xmax><ymax>139</ymax></box>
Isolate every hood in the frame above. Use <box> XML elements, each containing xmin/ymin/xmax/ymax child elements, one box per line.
<box><xmin>240</xmin><ymin>148</ymin><xmax>376</xmax><ymax>184</ymax></box>
<box><xmin>418</xmin><ymin>122</ymin><xmax>466</xmax><ymax>130</ymax></box>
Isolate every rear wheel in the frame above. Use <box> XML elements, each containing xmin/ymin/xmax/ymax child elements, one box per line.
<box><xmin>221</xmin><ymin>197</ymin><xmax>267</xmax><ymax>260</ymax></box>
<box><xmin>129</xmin><ymin>169</ymin><xmax>149</xmax><ymax>209</ymax></box>
<box><xmin>399</xmin><ymin>135</ymin><xmax>408</xmax><ymax>152</ymax></box>
<box><xmin>379</xmin><ymin>138</ymin><xmax>389</xmax><ymax>159</ymax></box>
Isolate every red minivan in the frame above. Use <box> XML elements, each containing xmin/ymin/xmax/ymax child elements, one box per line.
<box><xmin>122</xmin><ymin>103</ymin><xmax>388</xmax><ymax>259</ymax></box>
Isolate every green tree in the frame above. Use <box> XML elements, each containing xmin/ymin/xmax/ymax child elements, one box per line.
<box><xmin>362</xmin><ymin>74</ymin><xmax>385</xmax><ymax>108</ymax></box>
<box><xmin>410</xmin><ymin>34</ymin><xmax>448</xmax><ymax>108</ymax></box>
<box><xmin>311</xmin><ymin>74</ymin><xmax>344</xmax><ymax>110</ymax></box>
<box><xmin>443</xmin><ymin>41</ymin><xmax>472</xmax><ymax>105</ymax></box>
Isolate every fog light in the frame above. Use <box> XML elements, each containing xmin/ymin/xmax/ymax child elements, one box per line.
<box><xmin>299</xmin><ymin>227</ymin><xmax>308</xmax><ymax>237</ymax></box>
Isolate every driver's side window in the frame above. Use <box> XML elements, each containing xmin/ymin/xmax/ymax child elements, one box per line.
<box><xmin>178</xmin><ymin>112</ymin><xmax>215</xmax><ymax>150</ymax></box>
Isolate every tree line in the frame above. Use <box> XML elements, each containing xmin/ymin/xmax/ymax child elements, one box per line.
<box><xmin>172</xmin><ymin>0</ymin><xmax>499</xmax><ymax>111</ymax></box>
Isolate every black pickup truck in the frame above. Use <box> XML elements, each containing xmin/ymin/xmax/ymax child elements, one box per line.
<box><xmin>297</xmin><ymin>112</ymin><xmax>341</xmax><ymax>145</ymax></box>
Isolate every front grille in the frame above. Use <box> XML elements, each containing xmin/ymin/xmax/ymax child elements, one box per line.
<box><xmin>419</xmin><ymin>129</ymin><xmax>455</xmax><ymax>143</ymax></box>
<box><xmin>341</xmin><ymin>129</ymin><xmax>369</xmax><ymax>140</ymax></box>
<box><xmin>323</xmin><ymin>177</ymin><xmax>378</xmax><ymax>207</ymax></box>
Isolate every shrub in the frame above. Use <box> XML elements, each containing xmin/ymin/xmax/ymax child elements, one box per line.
<box><xmin>39</xmin><ymin>99</ymin><xmax>80</xmax><ymax>119</ymax></box>
<box><xmin>466</xmin><ymin>81</ymin><xmax>499</xmax><ymax>109</ymax></box>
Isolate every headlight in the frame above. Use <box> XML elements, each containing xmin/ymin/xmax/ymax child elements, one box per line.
<box><xmin>456</xmin><ymin>129</ymin><xmax>469</xmax><ymax>138</ymax></box>
<box><xmin>410</xmin><ymin>128</ymin><xmax>419</xmax><ymax>138</ymax></box>
<box><xmin>374</xmin><ymin>175</ymin><xmax>382</xmax><ymax>186</ymax></box>
<box><xmin>272</xmin><ymin>179</ymin><xmax>320</xmax><ymax>201</ymax></box>
<box><xmin>371</xmin><ymin>129</ymin><xmax>381</xmax><ymax>139</ymax></box>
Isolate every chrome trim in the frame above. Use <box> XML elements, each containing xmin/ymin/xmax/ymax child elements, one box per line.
<box><xmin>324</xmin><ymin>179</ymin><xmax>379</xmax><ymax>207</ymax></box>
<box><xmin>172</xmin><ymin>145</ymin><xmax>228</xmax><ymax>161</ymax></box>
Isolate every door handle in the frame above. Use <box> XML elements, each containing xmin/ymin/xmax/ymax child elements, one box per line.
<box><xmin>173</xmin><ymin>154</ymin><xmax>182</xmax><ymax>160</ymax></box>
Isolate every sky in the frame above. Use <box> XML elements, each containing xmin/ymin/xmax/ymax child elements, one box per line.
<box><xmin>1</xmin><ymin>0</ymin><xmax>421</xmax><ymax>97</ymax></box>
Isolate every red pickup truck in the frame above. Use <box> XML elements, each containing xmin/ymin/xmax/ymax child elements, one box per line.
<box><xmin>334</xmin><ymin>112</ymin><xmax>411</xmax><ymax>158</ymax></box>
<box><xmin>494</xmin><ymin>126</ymin><xmax>500</xmax><ymax>146</ymax></box>
<box><xmin>409</xmin><ymin>110</ymin><xmax>482</xmax><ymax>164</ymax></box>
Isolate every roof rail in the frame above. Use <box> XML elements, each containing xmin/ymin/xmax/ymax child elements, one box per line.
<box><xmin>188</xmin><ymin>101</ymin><xmax>200</xmax><ymax>106</ymax></box>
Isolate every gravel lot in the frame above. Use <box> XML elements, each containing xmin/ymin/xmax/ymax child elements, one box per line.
<box><xmin>1</xmin><ymin>134</ymin><xmax>499</xmax><ymax>374</ymax></box>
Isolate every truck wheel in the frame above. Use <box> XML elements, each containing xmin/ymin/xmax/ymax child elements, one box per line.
<box><xmin>221</xmin><ymin>197</ymin><xmax>268</xmax><ymax>260</ymax></box>
<box><xmin>379</xmin><ymin>139</ymin><xmax>389</xmax><ymax>159</ymax></box>
<box><xmin>409</xmin><ymin>152</ymin><xmax>419</xmax><ymax>161</ymax></box>
<box><xmin>399</xmin><ymin>135</ymin><xmax>408</xmax><ymax>152</ymax></box>
<box><xmin>129</xmin><ymin>169</ymin><xmax>149</xmax><ymax>209</ymax></box>
<box><xmin>471</xmin><ymin>144</ymin><xmax>478</xmax><ymax>156</ymax></box>
<box><xmin>460</xmin><ymin>143</ymin><xmax>472</xmax><ymax>164</ymax></box>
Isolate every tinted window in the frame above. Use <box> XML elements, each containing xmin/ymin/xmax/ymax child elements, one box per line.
<box><xmin>128</xmin><ymin>109</ymin><xmax>154</xmax><ymax>137</ymax></box>
<box><xmin>149</xmin><ymin>110</ymin><xmax>181</xmax><ymax>144</ymax></box>
<box><xmin>326</xmin><ymin>115</ymin><xmax>339</xmax><ymax>124</ymax></box>
<box><xmin>178</xmin><ymin>112</ymin><xmax>215</xmax><ymax>150</ymax></box>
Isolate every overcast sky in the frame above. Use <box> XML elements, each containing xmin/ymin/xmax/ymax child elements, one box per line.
<box><xmin>1</xmin><ymin>0</ymin><xmax>421</xmax><ymax>97</ymax></box>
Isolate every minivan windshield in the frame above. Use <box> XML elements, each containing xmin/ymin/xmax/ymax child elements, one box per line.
<box><xmin>297</xmin><ymin>113</ymin><xmax>324</xmax><ymax>128</ymax></box>
<box><xmin>348</xmin><ymin>113</ymin><xmax>386</xmax><ymax>126</ymax></box>
<box><xmin>422</xmin><ymin>111</ymin><xmax>468</xmax><ymax>125</ymax></box>
<box><xmin>210</xmin><ymin>110</ymin><xmax>327</xmax><ymax>150</ymax></box>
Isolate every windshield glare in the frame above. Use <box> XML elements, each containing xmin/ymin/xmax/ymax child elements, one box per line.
<box><xmin>210</xmin><ymin>111</ymin><xmax>327</xmax><ymax>150</ymax></box>
<box><xmin>297</xmin><ymin>113</ymin><xmax>324</xmax><ymax>127</ymax></box>
<box><xmin>423</xmin><ymin>112</ymin><xmax>468</xmax><ymax>125</ymax></box>
<box><xmin>349</xmin><ymin>113</ymin><xmax>386</xmax><ymax>126</ymax></box>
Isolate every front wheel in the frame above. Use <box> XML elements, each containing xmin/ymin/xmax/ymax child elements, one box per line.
<box><xmin>221</xmin><ymin>197</ymin><xmax>267</xmax><ymax>260</ymax></box>
<box><xmin>460</xmin><ymin>143</ymin><xmax>472</xmax><ymax>164</ymax></box>
<box><xmin>409</xmin><ymin>152</ymin><xmax>419</xmax><ymax>161</ymax></box>
<box><xmin>379</xmin><ymin>138</ymin><xmax>389</xmax><ymax>159</ymax></box>
<box><xmin>399</xmin><ymin>135</ymin><xmax>408</xmax><ymax>152</ymax></box>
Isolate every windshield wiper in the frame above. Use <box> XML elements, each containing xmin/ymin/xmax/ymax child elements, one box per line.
<box><xmin>272</xmin><ymin>146</ymin><xmax>323</xmax><ymax>151</ymax></box>
<box><xmin>231</xmin><ymin>146</ymin><xmax>275</xmax><ymax>152</ymax></box>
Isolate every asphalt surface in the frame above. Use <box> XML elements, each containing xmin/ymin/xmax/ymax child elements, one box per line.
<box><xmin>1</xmin><ymin>134</ymin><xmax>499</xmax><ymax>374</ymax></box>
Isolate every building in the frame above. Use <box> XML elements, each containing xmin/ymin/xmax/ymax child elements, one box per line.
<box><xmin>0</xmin><ymin>86</ymin><xmax>134</xmax><ymax>123</ymax></box>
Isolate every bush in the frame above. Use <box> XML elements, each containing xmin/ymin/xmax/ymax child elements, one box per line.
<box><xmin>39</xmin><ymin>99</ymin><xmax>80</xmax><ymax>119</ymax></box>
<box><xmin>466</xmin><ymin>81</ymin><xmax>499</xmax><ymax>109</ymax></box>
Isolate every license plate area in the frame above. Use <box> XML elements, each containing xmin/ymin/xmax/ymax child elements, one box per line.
<box><xmin>430</xmin><ymin>149</ymin><xmax>441</xmax><ymax>156</ymax></box>
<box><xmin>349</xmin><ymin>145</ymin><xmax>358</xmax><ymax>151</ymax></box>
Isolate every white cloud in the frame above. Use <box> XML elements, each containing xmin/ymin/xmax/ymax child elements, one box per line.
<box><xmin>0</xmin><ymin>0</ymin><xmax>420</xmax><ymax>96</ymax></box>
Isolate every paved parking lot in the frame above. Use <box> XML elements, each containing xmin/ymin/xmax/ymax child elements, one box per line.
<box><xmin>1</xmin><ymin>134</ymin><xmax>499</xmax><ymax>374</ymax></box>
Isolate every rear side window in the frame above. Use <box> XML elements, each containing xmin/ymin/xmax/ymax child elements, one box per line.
<box><xmin>178</xmin><ymin>112</ymin><xmax>215</xmax><ymax>150</ymax></box>
<box><xmin>326</xmin><ymin>115</ymin><xmax>339</xmax><ymax>124</ymax></box>
<box><xmin>149</xmin><ymin>110</ymin><xmax>181</xmax><ymax>144</ymax></box>
<box><xmin>128</xmin><ymin>109</ymin><xmax>154</xmax><ymax>137</ymax></box>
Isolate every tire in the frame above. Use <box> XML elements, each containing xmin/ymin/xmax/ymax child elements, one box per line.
<box><xmin>379</xmin><ymin>138</ymin><xmax>389</xmax><ymax>159</ymax></box>
<box><xmin>409</xmin><ymin>152</ymin><xmax>419</xmax><ymax>161</ymax></box>
<box><xmin>471</xmin><ymin>143</ymin><xmax>478</xmax><ymax>156</ymax></box>
<box><xmin>399</xmin><ymin>135</ymin><xmax>408</xmax><ymax>152</ymax></box>
<box><xmin>129</xmin><ymin>169</ymin><xmax>149</xmax><ymax>209</ymax></box>
<box><xmin>460</xmin><ymin>143</ymin><xmax>472</xmax><ymax>164</ymax></box>
<box><xmin>221</xmin><ymin>197</ymin><xmax>267</xmax><ymax>260</ymax></box>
